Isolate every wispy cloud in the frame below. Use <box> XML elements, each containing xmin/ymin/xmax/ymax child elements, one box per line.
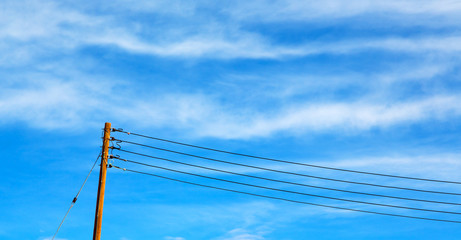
<box><xmin>41</xmin><ymin>237</ymin><xmax>67</xmax><ymax>240</ymax></box>
<box><xmin>227</xmin><ymin>0</ymin><xmax>461</xmax><ymax>22</ymax></box>
<box><xmin>194</xmin><ymin>95</ymin><xmax>461</xmax><ymax>139</ymax></box>
<box><xmin>2</xmin><ymin>0</ymin><xmax>461</xmax><ymax>62</ymax></box>
<box><xmin>1</xmin><ymin>76</ymin><xmax>461</xmax><ymax>139</ymax></box>
<box><xmin>164</xmin><ymin>237</ymin><xmax>186</xmax><ymax>240</ymax></box>
<box><xmin>320</xmin><ymin>154</ymin><xmax>461</xmax><ymax>182</ymax></box>
<box><xmin>86</xmin><ymin>34</ymin><xmax>461</xmax><ymax>59</ymax></box>
<box><xmin>0</xmin><ymin>79</ymin><xmax>110</xmax><ymax>129</ymax></box>
<box><xmin>214</xmin><ymin>228</ymin><xmax>266</xmax><ymax>240</ymax></box>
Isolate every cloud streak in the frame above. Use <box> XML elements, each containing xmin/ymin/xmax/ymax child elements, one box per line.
<box><xmin>195</xmin><ymin>95</ymin><xmax>461</xmax><ymax>139</ymax></box>
<box><xmin>214</xmin><ymin>228</ymin><xmax>266</xmax><ymax>240</ymax></box>
<box><xmin>228</xmin><ymin>0</ymin><xmax>461</xmax><ymax>21</ymax></box>
<box><xmin>2</xmin><ymin>0</ymin><xmax>461</xmax><ymax>62</ymax></box>
<box><xmin>1</xmin><ymin>77</ymin><xmax>461</xmax><ymax>139</ymax></box>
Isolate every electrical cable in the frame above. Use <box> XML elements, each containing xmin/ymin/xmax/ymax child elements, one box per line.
<box><xmin>110</xmin><ymin>165</ymin><xmax>461</xmax><ymax>224</ymax></box>
<box><xmin>112</xmin><ymin>156</ymin><xmax>461</xmax><ymax>215</ymax></box>
<box><xmin>108</xmin><ymin>153</ymin><xmax>461</xmax><ymax>206</ymax></box>
<box><xmin>111</xmin><ymin>129</ymin><xmax>461</xmax><ymax>185</ymax></box>
<box><xmin>51</xmin><ymin>154</ymin><xmax>101</xmax><ymax>240</ymax></box>
<box><xmin>112</xmin><ymin>143</ymin><xmax>461</xmax><ymax>196</ymax></box>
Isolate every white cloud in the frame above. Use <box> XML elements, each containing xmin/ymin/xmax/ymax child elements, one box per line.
<box><xmin>338</xmin><ymin>36</ymin><xmax>461</xmax><ymax>53</ymax></box>
<box><xmin>1</xmin><ymin>1</ymin><xmax>461</xmax><ymax>139</ymax></box>
<box><xmin>195</xmin><ymin>95</ymin><xmax>461</xmax><ymax>139</ymax></box>
<box><xmin>101</xmin><ymin>0</ymin><xmax>197</xmax><ymax>15</ymax></box>
<box><xmin>214</xmin><ymin>228</ymin><xmax>266</xmax><ymax>240</ymax></box>
<box><xmin>228</xmin><ymin>0</ymin><xmax>461</xmax><ymax>22</ymax></box>
<box><xmin>0</xmin><ymin>79</ymin><xmax>109</xmax><ymax>129</ymax></box>
<box><xmin>218</xmin><ymin>59</ymin><xmax>452</xmax><ymax>103</ymax></box>
<box><xmin>164</xmin><ymin>237</ymin><xmax>185</xmax><ymax>240</ymax></box>
<box><xmin>107</xmin><ymin>92</ymin><xmax>461</xmax><ymax>139</ymax></box>
<box><xmin>316</xmin><ymin>154</ymin><xmax>461</xmax><ymax>182</ymax></box>
<box><xmin>1</xmin><ymin>77</ymin><xmax>461</xmax><ymax>139</ymax></box>
<box><xmin>86</xmin><ymin>31</ymin><xmax>289</xmax><ymax>59</ymax></box>
<box><xmin>2</xmin><ymin>0</ymin><xmax>461</xmax><ymax>63</ymax></box>
<box><xmin>41</xmin><ymin>237</ymin><xmax>67</xmax><ymax>240</ymax></box>
<box><xmin>87</xmin><ymin>34</ymin><xmax>461</xmax><ymax>59</ymax></box>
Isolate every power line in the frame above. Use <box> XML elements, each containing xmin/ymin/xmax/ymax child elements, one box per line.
<box><xmin>111</xmin><ymin>142</ymin><xmax>461</xmax><ymax>196</ymax></box>
<box><xmin>111</xmin><ymin>129</ymin><xmax>461</xmax><ymax>185</ymax></box>
<box><xmin>112</xmin><ymin>156</ymin><xmax>461</xmax><ymax>215</ymax></box>
<box><xmin>108</xmin><ymin>152</ymin><xmax>461</xmax><ymax>206</ymax></box>
<box><xmin>51</xmin><ymin>154</ymin><xmax>101</xmax><ymax>240</ymax></box>
<box><xmin>110</xmin><ymin>165</ymin><xmax>461</xmax><ymax>224</ymax></box>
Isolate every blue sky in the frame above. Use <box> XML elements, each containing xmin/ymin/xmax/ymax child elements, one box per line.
<box><xmin>1</xmin><ymin>0</ymin><xmax>461</xmax><ymax>239</ymax></box>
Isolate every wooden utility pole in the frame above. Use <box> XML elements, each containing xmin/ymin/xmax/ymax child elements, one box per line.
<box><xmin>92</xmin><ymin>122</ymin><xmax>111</xmax><ymax>240</ymax></box>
